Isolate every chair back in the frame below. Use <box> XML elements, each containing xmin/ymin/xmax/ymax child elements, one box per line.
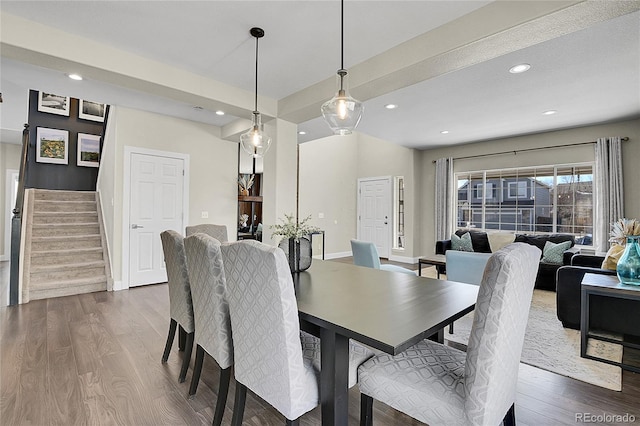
<box><xmin>160</xmin><ymin>230</ymin><xmax>194</xmax><ymax>333</ymax></box>
<box><xmin>183</xmin><ymin>234</ymin><xmax>233</xmax><ymax>369</ymax></box>
<box><xmin>186</xmin><ymin>224</ymin><xmax>228</xmax><ymax>242</ymax></box>
<box><xmin>221</xmin><ymin>240</ymin><xmax>318</xmax><ymax>420</ymax></box>
<box><xmin>351</xmin><ymin>239</ymin><xmax>382</xmax><ymax>269</ymax></box>
<box><xmin>445</xmin><ymin>251</ymin><xmax>492</xmax><ymax>286</ymax></box>
<box><xmin>463</xmin><ymin>242</ymin><xmax>540</xmax><ymax>425</ymax></box>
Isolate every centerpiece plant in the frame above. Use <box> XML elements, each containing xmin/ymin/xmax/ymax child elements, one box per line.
<box><xmin>271</xmin><ymin>213</ymin><xmax>320</xmax><ymax>273</ymax></box>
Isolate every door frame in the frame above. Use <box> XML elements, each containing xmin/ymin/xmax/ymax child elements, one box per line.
<box><xmin>3</xmin><ymin>169</ymin><xmax>19</xmax><ymax>262</ymax></box>
<box><xmin>357</xmin><ymin>176</ymin><xmax>392</xmax><ymax>258</ymax></box>
<box><xmin>121</xmin><ymin>146</ymin><xmax>189</xmax><ymax>290</ymax></box>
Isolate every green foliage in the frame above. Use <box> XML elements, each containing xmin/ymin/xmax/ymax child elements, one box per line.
<box><xmin>270</xmin><ymin>213</ymin><xmax>320</xmax><ymax>240</ymax></box>
<box><xmin>40</xmin><ymin>139</ymin><xmax>65</xmax><ymax>159</ymax></box>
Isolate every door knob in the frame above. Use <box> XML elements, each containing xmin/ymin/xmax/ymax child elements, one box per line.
<box><xmin>131</xmin><ymin>224</ymin><xmax>144</xmax><ymax>229</ymax></box>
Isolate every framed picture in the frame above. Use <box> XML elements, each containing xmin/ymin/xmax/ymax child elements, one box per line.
<box><xmin>77</xmin><ymin>133</ymin><xmax>101</xmax><ymax>167</ymax></box>
<box><xmin>37</xmin><ymin>92</ymin><xmax>70</xmax><ymax>116</ymax></box>
<box><xmin>79</xmin><ymin>100</ymin><xmax>106</xmax><ymax>122</ymax></box>
<box><xmin>36</xmin><ymin>127</ymin><xmax>69</xmax><ymax>164</ymax></box>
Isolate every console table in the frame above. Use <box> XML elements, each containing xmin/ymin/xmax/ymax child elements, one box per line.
<box><xmin>418</xmin><ymin>254</ymin><xmax>446</xmax><ymax>278</ymax></box>
<box><xmin>581</xmin><ymin>273</ymin><xmax>640</xmax><ymax>372</ymax></box>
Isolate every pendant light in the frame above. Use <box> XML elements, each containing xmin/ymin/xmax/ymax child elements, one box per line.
<box><xmin>240</xmin><ymin>27</ymin><xmax>272</xmax><ymax>158</ymax></box>
<box><xmin>321</xmin><ymin>0</ymin><xmax>363</xmax><ymax>135</ymax></box>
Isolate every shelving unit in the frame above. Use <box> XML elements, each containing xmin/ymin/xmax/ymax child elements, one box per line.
<box><xmin>238</xmin><ymin>146</ymin><xmax>263</xmax><ymax>240</ymax></box>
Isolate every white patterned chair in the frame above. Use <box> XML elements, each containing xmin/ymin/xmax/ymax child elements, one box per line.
<box><xmin>160</xmin><ymin>230</ymin><xmax>195</xmax><ymax>383</ymax></box>
<box><xmin>358</xmin><ymin>242</ymin><xmax>541</xmax><ymax>426</ymax></box>
<box><xmin>184</xmin><ymin>233</ymin><xmax>234</xmax><ymax>426</ymax></box>
<box><xmin>221</xmin><ymin>240</ymin><xmax>373</xmax><ymax>425</ymax></box>
<box><xmin>186</xmin><ymin>224</ymin><xmax>228</xmax><ymax>242</ymax></box>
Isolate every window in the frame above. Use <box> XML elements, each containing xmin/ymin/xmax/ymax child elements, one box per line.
<box><xmin>456</xmin><ymin>163</ymin><xmax>593</xmax><ymax>245</ymax></box>
<box><xmin>394</xmin><ymin>176</ymin><xmax>405</xmax><ymax>249</ymax></box>
<box><xmin>508</xmin><ymin>181</ymin><xmax>528</xmax><ymax>198</ymax></box>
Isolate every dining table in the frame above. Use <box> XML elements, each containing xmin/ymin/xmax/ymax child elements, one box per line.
<box><xmin>294</xmin><ymin>260</ymin><xmax>479</xmax><ymax>426</ymax></box>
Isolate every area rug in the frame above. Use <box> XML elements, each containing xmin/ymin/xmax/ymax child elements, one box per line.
<box><xmin>446</xmin><ymin>289</ymin><xmax>623</xmax><ymax>391</ymax></box>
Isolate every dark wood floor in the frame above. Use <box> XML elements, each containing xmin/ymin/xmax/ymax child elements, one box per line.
<box><xmin>1</xmin><ymin>259</ymin><xmax>640</xmax><ymax>425</ymax></box>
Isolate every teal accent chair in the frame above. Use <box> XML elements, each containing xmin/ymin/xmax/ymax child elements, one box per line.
<box><xmin>350</xmin><ymin>239</ymin><xmax>415</xmax><ymax>275</ymax></box>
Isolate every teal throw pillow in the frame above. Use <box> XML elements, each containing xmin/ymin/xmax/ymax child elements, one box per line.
<box><xmin>541</xmin><ymin>240</ymin><xmax>572</xmax><ymax>264</ymax></box>
<box><xmin>451</xmin><ymin>232</ymin><xmax>474</xmax><ymax>252</ymax></box>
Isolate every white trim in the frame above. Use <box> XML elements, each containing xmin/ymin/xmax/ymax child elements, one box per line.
<box><xmin>318</xmin><ymin>251</ymin><xmax>353</xmax><ymax>260</ymax></box>
<box><xmin>122</xmin><ymin>146</ymin><xmax>189</xmax><ymax>290</ymax></box>
<box><xmin>389</xmin><ymin>254</ymin><xmax>418</xmax><ymax>264</ymax></box>
<box><xmin>356</xmin><ymin>176</ymin><xmax>393</xmax><ymax>257</ymax></box>
<box><xmin>4</xmin><ymin>169</ymin><xmax>19</xmax><ymax>261</ymax></box>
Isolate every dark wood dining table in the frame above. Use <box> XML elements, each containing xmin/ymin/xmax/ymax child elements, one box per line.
<box><xmin>294</xmin><ymin>260</ymin><xmax>479</xmax><ymax>426</ymax></box>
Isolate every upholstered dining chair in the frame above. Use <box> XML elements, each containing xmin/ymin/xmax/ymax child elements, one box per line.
<box><xmin>221</xmin><ymin>240</ymin><xmax>373</xmax><ymax>425</ymax></box>
<box><xmin>351</xmin><ymin>239</ymin><xmax>415</xmax><ymax>275</ymax></box>
<box><xmin>358</xmin><ymin>243</ymin><xmax>541</xmax><ymax>426</ymax></box>
<box><xmin>186</xmin><ymin>224</ymin><xmax>228</xmax><ymax>242</ymax></box>
<box><xmin>160</xmin><ymin>230</ymin><xmax>195</xmax><ymax>383</ymax></box>
<box><xmin>184</xmin><ymin>233</ymin><xmax>234</xmax><ymax>426</ymax></box>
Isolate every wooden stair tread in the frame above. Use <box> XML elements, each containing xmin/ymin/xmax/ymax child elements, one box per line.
<box><xmin>31</xmin><ymin>260</ymin><xmax>105</xmax><ymax>272</ymax></box>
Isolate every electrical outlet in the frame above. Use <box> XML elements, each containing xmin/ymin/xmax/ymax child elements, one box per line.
<box><xmin>201</xmin><ymin>211</ymin><xmax>209</xmax><ymax>219</ymax></box>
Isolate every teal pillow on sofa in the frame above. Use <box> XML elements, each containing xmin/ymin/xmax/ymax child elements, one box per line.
<box><xmin>451</xmin><ymin>232</ymin><xmax>473</xmax><ymax>252</ymax></box>
<box><xmin>541</xmin><ymin>240</ymin><xmax>572</xmax><ymax>264</ymax></box>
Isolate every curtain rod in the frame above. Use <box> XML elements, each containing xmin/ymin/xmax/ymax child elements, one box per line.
<box><xmin>431</xmin><ymin>137</ymin><xmax>629</xmax><ymax>163</ymax></box>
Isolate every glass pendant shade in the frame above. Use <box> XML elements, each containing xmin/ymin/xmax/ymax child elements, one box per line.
<box><xmin>240</xmin><ymin>111</ymin><xmax>271</xmax><ymax>158</ymax></box>
<box><xmin>322</xmin><ymin>70</ymin><xmax>363</xmax><ymax>135</ymax></box>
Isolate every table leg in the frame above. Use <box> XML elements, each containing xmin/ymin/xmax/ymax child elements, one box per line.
<box><xmin>580</xmin><ymin>288</ymin><xmax>588</xmax><ymax>358</ymax></box>
<box><xmin>427</xmin><ymin>328</ymin><xmax>445</xmax><ymax>344</ymax></box>
<box><xmin>319</xmin><ymin>328</ymin><xmax>349</xmax><ymax>426</ymax></box>
<box><xmin>418</xmin><ymin>261</ymin><xmax>423</xmax><ymax>277</ymax></box>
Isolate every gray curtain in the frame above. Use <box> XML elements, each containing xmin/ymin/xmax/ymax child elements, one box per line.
<box><xmin>435</xmin><ymin>157</ymin><xmax>454</xmax><ymax>241</ymax></box>
<box><xmin>594</xmin><ymin>137</ymin><xmax>624</xmax><ymax>252</ymax></box>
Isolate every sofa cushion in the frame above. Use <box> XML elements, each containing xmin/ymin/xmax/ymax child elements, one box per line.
<box><xmin>487</xmin><ymin>232</ymin><xmax>515</xmax><ymax>252</ymax></box>
<box><xmin>454</xmin><ymin>229</ymin><xmax>491</xmax><ymax>253</ymax></box>
<box><xmin>541</xmin><ymin>240</ymin><xmax>573</xmax><ymax>265</ymax></box>
<box><xmin>514</xmin><ymin>234</ymin><xmax>575</xmax><ymax>258</ymax></box>
<box><xmin>451</xmin><ymin>232</ymin><xmax>473</xmax><ymax>252</ymax></box>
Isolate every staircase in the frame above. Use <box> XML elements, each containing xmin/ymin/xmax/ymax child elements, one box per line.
<box><xmin>22</xmin><ymin>189</ymin><xmax>109</xmax><ymax>302</ymax></box>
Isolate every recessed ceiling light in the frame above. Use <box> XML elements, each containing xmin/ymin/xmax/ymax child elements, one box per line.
<box><xmin>509</xmin><ymin>64</ymin><xmax>531</xmax><ymax>74</ymax></box>
<box><xmin>67</xmin><ymin>73</ymin><xmax>83</xmax><ymax>81</ymax></box>
<box><xmin>215</xmin><ymin>110</ymin><xmax>225</xmax><ymax>116</ymax></box>
<box><xmin>298</xmin><ymin>131</ymin><xmax>307</xmax><ymax>135</ymax></box>
<box><xmin>384</xmin><ymin>104</ymin><xmax>398</xmax><ymax>109</ymax></box>
<box><xmin>542</xmin><ymin>110</ymin><xmax>557</xmax><ymax>115</ymax></box>
<box><xmin>440</xmin><ymin>130</ymin><xmax>449</xmax><ymax>134</ymax></box>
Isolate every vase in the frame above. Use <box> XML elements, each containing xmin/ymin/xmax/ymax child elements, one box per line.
<box><xmin>279</xmin><ymin>236</ymin><xmax>312</xmax><ymax>273</ymax></box>
<box><xmin>616</xmin><ymin>236</ymin><xmax>640</xmax><ymax>286</ymax></box>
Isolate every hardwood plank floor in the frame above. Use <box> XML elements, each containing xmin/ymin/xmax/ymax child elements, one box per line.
<box><xmin>1</xmin><ymin>259</ymin><xmax>639</xmax><ymax>425</ymax></box>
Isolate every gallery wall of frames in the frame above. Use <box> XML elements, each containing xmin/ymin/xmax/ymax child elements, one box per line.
<box><xmin>26</xmin><ymin>90</ymin><xmax>108</xmax><ymax>191</ymax></box>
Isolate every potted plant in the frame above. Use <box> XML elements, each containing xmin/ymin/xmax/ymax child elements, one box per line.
<box><xmin>271</xmin><ymin>213</ymin><xmax>320</xmax><ymax>273</ymax></box>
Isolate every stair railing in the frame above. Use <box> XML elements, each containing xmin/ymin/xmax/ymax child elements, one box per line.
<box><xmin>9</xmin><ymin>124</ymin><xmax>30</xmax><ymax>306</ymax></box>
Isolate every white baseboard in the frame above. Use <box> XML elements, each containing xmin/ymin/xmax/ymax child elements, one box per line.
<box><xmin>389</xmin><ymin>254</ymin><xmax>418</xmax><ymax>264</ymax></box>
<box><xmin>312</xmin><ymin>251</ymin><xmax>352</xmax><ymax>260</ymax></box>
<box><xmin>112</xmin><ymin>280</ymin><xmax>126</xmax><ymax>291</ymax></box>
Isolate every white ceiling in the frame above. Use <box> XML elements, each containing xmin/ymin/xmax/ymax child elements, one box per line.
<box><xmin>1</xmin><ymin>1</ymin><xmax>639</xmax><ymax>148</ymax></box>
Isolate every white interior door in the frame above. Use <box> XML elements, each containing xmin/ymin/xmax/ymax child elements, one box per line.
<box><xmin>129</xmin><ymin>153</ymin><xmax>184</xmax><ymax>287</ymax></box>
<box><xmin>358</xmin><ymin>177</ymin><xmax>392</xmax><ymax>258</ymax></box>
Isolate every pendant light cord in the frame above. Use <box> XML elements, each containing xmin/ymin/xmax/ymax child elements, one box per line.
<box><xmin>340</xmin><ymin>0</ymin><xmax>344</xmax><ymax>70</ymax></box>
<box><xmin>254</xmin><ymin>35</ymin><xmax>259</xmax><ymax>112</ymax></box>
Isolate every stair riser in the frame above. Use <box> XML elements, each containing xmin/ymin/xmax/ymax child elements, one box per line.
<box><xmin>33</xmin><ymin>214</ymin><xmax>98</xmax><ymax>224</ymax></box>
<box><xmin>32</xmin><ymin>225</ymin><xmax>101</xmax><ymax>237</ymax></box>
<box><xmin>31</xmin><ymin>238</ymin><xmax>102</xmax><ymax>251</ymax></box>
<box><xmin>30</xmin><ymin>266</ymin><xmax>106</xmax><ymax>283</ymax></box>
<box><xmin>31</xmin><ymin>252</ymin><xmax>104</xmax><ymax>265</ymax></box>
<box><xmin>34</xmin><ymin>191</ymin><xmax>95</xmax><ymax>202</ymax></box>
<box><xmin>34</xmin><ymin>201</ymin><xmax>96</xmax><ymax>212</ymax></box>
<box><xmin>29</xmin><ymin>281</ymin><xmax>107</xmax><ymax>300</ymax></box>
